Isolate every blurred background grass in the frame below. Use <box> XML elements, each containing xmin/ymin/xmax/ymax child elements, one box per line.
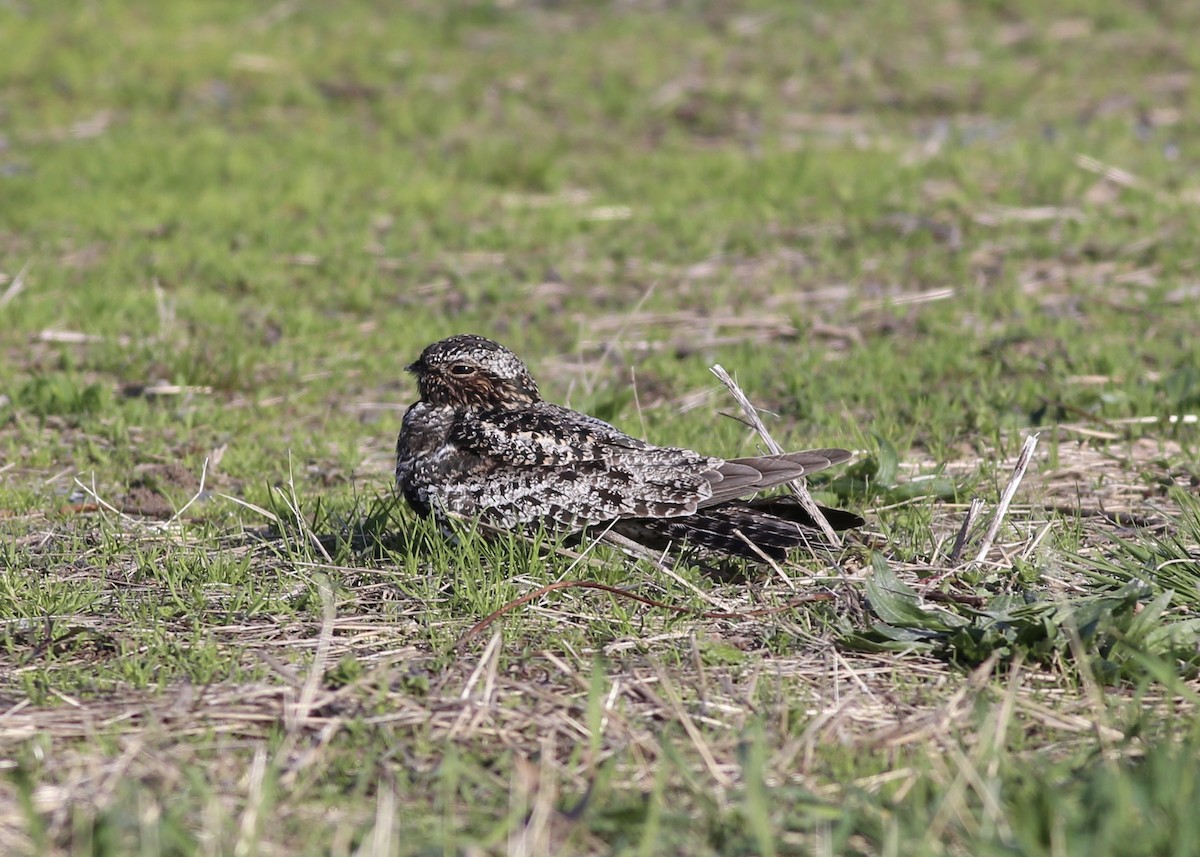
<box><xmin>3</xmin><ymin>0</ymin><xmax>1199</xmax><ymax>504</ymax></box>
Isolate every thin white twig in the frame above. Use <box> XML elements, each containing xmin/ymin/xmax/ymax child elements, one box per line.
<box><xmin>555</xmin><ymin>518</ymin><xmax>619</xmax><ymax>583</ymax></box>
<box><xmin>364</xmin><ymin>777</ymin><xmax>396</xmax><ymax>857</ymax></box>
<box><xmin>660</xmin><ymin>561</ymin><xmax>739</xmax><ymax>611</ymax></box>
<box><xmin>288</xmin><ymin>577</ymin><xmax>336</xmax><ymax>732</ymax></box>
<box><xmin>972</xmin><ymin>433</ymin><xmax>1040</xmax><ymax>566</ymax></box>
<box><xmin>214</xmin><ymin>493</ymin><xmax>280</xmax><ymax>523</ymax></box>
<box><xmin>165</xmin><ymin>457</ymin><xmax>208</xmax><ymax>526</ymax></box>
<box><xmin>0</xmin><ymin>261</ymin><xmax>30</xmax><ymax>308</ymax></box>
<box><xmin>73</xmin><ymin>473</ymin><xmax>136</xmax><ymax>524</ymax></box>
<box><xmin>460</xmin><ymin>631</ymin><xmax>504</xmax><ymax>701</ymax></box>
<box><xmin>948</xmin><ymin>498</ymin><xmax>985</xmax><ymax>565</ymax></box>
<box><xmin>233</xmin><ymin>744</ymin><xmax>268</xmax><ymax>857</ymax></box>
<box><xmin>275</xmin><ymin>452</ymin><xmax>332</xmax><ymax>563</ymax></box>
<box><xmin>733</xmin><ymin>528</ymin><xmax>795</xmax><ymax>590</ymax></box>
<box><xmin>710</xmin><ymin>364</ymin><xmax>841</xmax><ymax>546</ymax></box>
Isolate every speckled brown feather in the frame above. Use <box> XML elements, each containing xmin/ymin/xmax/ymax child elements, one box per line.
<box><xmin>395</xmin><ymin>335</ymin><xmax>862</xmax><ymax>561</ymax></box>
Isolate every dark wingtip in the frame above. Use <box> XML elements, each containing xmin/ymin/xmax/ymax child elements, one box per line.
<box><xmin>800</xmin><ymin>448</ymin><xmax>854</xmax><ymax>467</ymax></box>
<box><xmin>744</xmin><ymin>497</ymin><xmax>865</xmax><ymax>531</ymax></box>
<box><xmin>816</xmin><ymin>508</ymin><xmax>866</xmax><ymax>530</ymax></box>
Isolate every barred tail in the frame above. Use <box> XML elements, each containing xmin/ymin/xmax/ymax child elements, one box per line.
<box><xmin>613</xmin><ymin>500</ymin><xmax>862</xmax><ymax>562</ymax></box>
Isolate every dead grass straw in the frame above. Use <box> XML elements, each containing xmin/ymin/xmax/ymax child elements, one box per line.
<box><xmin>710</xmin><ymin>363</ymin><xmax>842</xmax><ymax>547</ymax></box>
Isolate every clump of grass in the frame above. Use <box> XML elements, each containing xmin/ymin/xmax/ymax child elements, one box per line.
<box><xmin>9</xmin><ymin>374</ymin><xmax>109</xmax><ymax>420</ymax></box>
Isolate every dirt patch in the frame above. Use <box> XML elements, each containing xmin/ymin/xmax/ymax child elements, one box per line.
<box><xmin>117</xmin><ymin>462</ymin><xmax>201</xmax><ymax>519</ymax></box>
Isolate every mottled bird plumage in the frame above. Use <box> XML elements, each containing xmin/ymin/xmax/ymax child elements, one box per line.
<box><xmin>395</xmin><ymin>334</ymin><xmax>861</xmax><ymax>561</ymax></box>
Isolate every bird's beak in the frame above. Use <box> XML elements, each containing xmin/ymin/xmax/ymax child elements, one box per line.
<box><xmin>404</xmin><ymin>360</ymin><xmax>420</xmax><ymax>374</ymax></box>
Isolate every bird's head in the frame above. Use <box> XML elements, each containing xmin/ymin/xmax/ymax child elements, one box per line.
<box><xmin>406</xmin><ymin>334</ymin><xmax>543</xmax><ymax>410</ymax></box>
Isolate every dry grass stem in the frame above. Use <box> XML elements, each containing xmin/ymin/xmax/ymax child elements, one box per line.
<box><xmin>948</xmin><ymin>498</ymin><xmax>985</xmax><ymax>566</ymax></box>
<box><xmin>709</xmin><ymin>364</ymin><xmax>841</xmax><ymax>546</ymax></box>
<box><xmin>972</xmin><ymin>433</ymin><xmax>1040</xmax><ymax>567</ymax></box>
<box><xmin>0</xmin><ymin>260</ymin><xmax>30</xmax><ymax>309</ymax></box>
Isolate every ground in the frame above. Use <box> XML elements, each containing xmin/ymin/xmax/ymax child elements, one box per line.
<box><xmin>2</xmin><ymin>1</ymin><xmax>1200</xmax><ymax>855</ymax></box>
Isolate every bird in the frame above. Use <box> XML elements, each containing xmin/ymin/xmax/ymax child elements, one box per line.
<box><xmin>395</xmin><ymin>334</ymin><xmax>862</xmax><ymax>562</ymax></box>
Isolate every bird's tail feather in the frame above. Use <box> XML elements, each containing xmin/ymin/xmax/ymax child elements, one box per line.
<box><xmin>705</xmin><ymin>448</ymin><xmax>853</xmax><ymax>505</ymax></box>
<box><xmin>613</xmin><ymin>500</ymin><xmax>862</xmax><ymax>562</ymax></box>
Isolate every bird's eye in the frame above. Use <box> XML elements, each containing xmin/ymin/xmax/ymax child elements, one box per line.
<box><xmin>449</xmin><ymin>364</ymin><xmax>476</xmax><ymax>376</ymax></box>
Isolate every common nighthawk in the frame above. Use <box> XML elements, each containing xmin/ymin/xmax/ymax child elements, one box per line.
<box><xmin>395</xmin><ymin>335</ymin><xmax>862</xmax><ymax>562</ymax></box>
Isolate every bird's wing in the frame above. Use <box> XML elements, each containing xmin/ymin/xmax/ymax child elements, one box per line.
<box><xmin>446</xmin><ymin>405</ymin><xmax>852</xmax><ymax>531</ymax></box>
<box><xmin>445</xmin><ymin>404</ymin><xmax>719</xmax><ymax>527</ymax></box>
<box><xmin>450</xmin><ymin>403</ymin><xmax>652</xmax><ymax>465</ymax></box>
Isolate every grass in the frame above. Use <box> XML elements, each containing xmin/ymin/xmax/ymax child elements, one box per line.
<box><xmin>2</xmin><ymin>0</ymin><xmax>1200</xmax><ymax>854</ymax></box>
